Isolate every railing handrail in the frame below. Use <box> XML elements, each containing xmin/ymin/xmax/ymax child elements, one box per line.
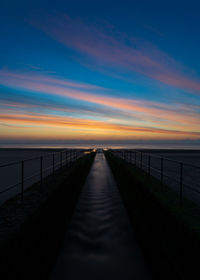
<box><xmin>0</xmin><ymin>149</ymin><xmax>91</xmax><ymax>200</ymax></box>
<box><xmin>110</xmin><ymin>148</ymin><xmax>200</xmax><ymax>169</ymax></box>
<box><xmin>0</xmin><ymin>148</ymin><xmax>86</xmax><ymax>168</ymax></box>
<box><xmin>108</xmin><ymin>149</ymin><xmax>200</xmax><ymax>205</ymax></box>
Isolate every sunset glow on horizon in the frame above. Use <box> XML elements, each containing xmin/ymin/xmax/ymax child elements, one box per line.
<box><xmin>1</xmin><ymin>1</ymin><xmax>200</xmax><ymax>146</ymax></box>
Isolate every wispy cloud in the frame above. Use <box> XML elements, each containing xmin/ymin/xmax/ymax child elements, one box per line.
<box><xmin>1</xmin><ymin>69</ymin><xmax>200</xmax><ymax>130</ymax></box>
<box><xmin>0</xmin><ymin>69</ymin><xmax>103</xmax><ymax>91</ymax></box>
<box><xmin>1</xmin><ymin>111</ymin><xmax>200</xmax><ymax>140</ymax></box>
<box><xmin>29</xmin><ymin>13</ymin><xmax>200</xmax><ymax>94</ymax></box>
<box><xmin>0</xmin><ymin>69</ymin><xmax>199</xmax><ymax>144</ymax></box>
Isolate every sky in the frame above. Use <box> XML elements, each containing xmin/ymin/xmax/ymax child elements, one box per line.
<box><xmin>0</xmin><ymin>0</ymin><xmax>200</xmax><ymax>146</ymax></box>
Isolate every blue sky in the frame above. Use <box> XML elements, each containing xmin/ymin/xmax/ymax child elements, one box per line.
<box><xmin>0</xmin><ymin>0</ymin><xmax>200</xmax><ymax>145</ymax></box>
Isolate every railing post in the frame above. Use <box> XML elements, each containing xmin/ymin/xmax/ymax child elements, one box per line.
<box><xmin>180</xmin><ymin>162</ymin><xmax>183</xmax><ymax>204</ymax></box>
<box><xmin>135</xmin><ymin>152</ymin><xmax>136</xmax><ymax>165</ymax></box>
<box><xmin>66</xmin><ymin>151</ymin><xmax>68</xmax><ymax>166</ymax></box>
<box><xmin>21</xmin><ymin>160</ymin><xmax>24</xmax><ymax>200</ymax></box>
<box><xmin>148</xmin><ymin>155</ymin><xmax>151</xmax><ymax>175</ymax></box>
<box><xmin>161</xmin><ymin>157</ymin><xmax>164</xmax><ymax>187</ymax></box>
<box><xmin>53</xmin><ymin>153</ymin><xmax>55</xmax><ymax>175</ymax></box>
<box><xmin>40</xmin><ymin>156</ymin><xmax>43</xmax><ymax>186</ymax></box>
<box><xmin>140</xmin><ymin>152</ymin><xmax>142</xmax><ymax>169</ymax></box>
<box><xmin>60</xmin><ymin>152</ymin><xmax>62</xmax><ymax>169</ymax></box>
<box><xmin>70</xmin><ymin>150</ymin><xmax>72</xmax><ymax>164</ymax></box>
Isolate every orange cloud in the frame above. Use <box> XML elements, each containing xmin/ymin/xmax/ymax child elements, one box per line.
<box><xmin>1</xmin><ymin>112</ymin><xmax>200</xmax><ymax>141</ymax></box>
<box><xmin>1</xmin><ymin>70</ymin><xmax>200</xmax><ymax>130</ymax></box>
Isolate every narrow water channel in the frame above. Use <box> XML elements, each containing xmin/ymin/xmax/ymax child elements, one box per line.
<box><xmin>50</xmin><ymin>153</ymin><xmax>151</xmax><ymax>280</ymax></box>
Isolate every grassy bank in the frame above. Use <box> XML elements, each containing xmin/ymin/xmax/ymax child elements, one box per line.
<box><xmin>0</xmin><ymin>152</ymin><xmax>95</xmax><ymax>280</ymax></box>
<box><xmin>105</xmin><ymin>152</ymin><xmax>200</xmax><ymax>280</ymax></box>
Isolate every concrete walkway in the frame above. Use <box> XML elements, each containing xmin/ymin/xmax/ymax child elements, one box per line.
<box><xmin>50</xmin><ymin>153</ymin><xmax>151</xmax><ymax>280</ymax></box>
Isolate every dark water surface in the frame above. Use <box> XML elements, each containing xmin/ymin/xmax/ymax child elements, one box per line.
<box><xmin>50</xmin><ymin>153</ymin><xmax>150</xmax><ymax>280</ymax></box>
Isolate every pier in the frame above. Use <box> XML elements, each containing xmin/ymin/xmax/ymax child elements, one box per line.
<box><xmin>50</xmin><ymin>152</ymin><xmax>150</xmax><ymax>279</ymax></box>
<box><xmin>0</xmin><ymin>149</ymin><xmax>200</xmax><ymax>280</ymax></box>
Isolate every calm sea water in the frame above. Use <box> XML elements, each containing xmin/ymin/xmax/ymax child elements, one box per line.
<box><xmin>0</xmin><ymin>143</ymin><xmax>200</xmax><ymax>150</ymax></box>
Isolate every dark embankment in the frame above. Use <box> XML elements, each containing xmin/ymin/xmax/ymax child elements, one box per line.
<box><xmin>0</xmin><ymin>152</ymin><xmax>95</xmax><ymax>280</ymax></box>
<box><xmin>105</xmin><ymin>152</ymin><xmax>200</xmax><ymax>280</ymax></box>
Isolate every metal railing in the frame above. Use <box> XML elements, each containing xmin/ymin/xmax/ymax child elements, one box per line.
<box><xmin>0</xmin><ymin>149</ymin><xmax>89</xmax><ymax>203</ymax></box>
<box><xmin>109</xmin><ymin>149</ymin><xmax>200</xmax><ymax>205</ymax></box>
